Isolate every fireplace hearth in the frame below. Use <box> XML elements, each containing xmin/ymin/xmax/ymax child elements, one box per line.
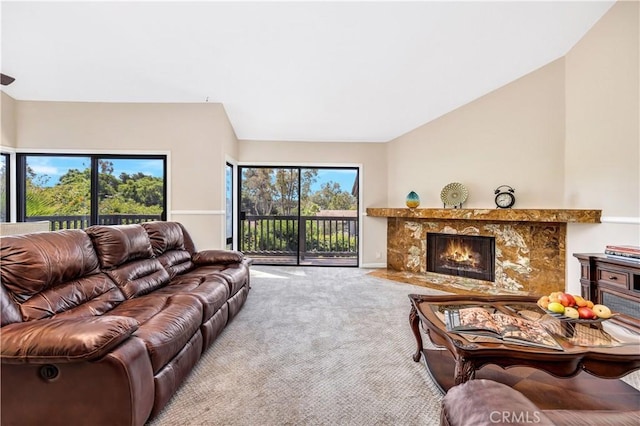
<box><xmin>427</xmin><ymin>233</ymin><xmax>495</xmax><ymax>282</ymax></box>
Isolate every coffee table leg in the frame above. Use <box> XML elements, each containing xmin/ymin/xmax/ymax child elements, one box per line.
<box><xmin>410</xmin><ymin>305</ymin><xmax>423</xmax><ymax>362</ymax></box>
<box><xmin>454</xmin><ymin>357</ymin><xmax>476</xmax><ymax>385</ymax></box>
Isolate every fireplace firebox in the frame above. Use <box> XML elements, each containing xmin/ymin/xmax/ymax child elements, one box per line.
<box><xmin>426</xmin><ymin>233</ymin><xmax>495</xmax><ymax>282</ymax></box>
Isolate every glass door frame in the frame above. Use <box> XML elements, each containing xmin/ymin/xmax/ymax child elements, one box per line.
<box><xmin>237</xmin><ymin>163</ymin><xmax>360</xmax><ymax>267</ymax></box>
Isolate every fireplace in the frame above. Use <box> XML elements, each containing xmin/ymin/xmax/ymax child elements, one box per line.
<box><xmin>426</xmin><ymin>233</ymin><xmax>495</xmax><ymax>282</ymax></box>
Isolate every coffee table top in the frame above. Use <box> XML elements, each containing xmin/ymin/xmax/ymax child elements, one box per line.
<box><xmin>409</xmin><ymin>294</ymin><xmax>640</xmax><ymax>378</ymax></box>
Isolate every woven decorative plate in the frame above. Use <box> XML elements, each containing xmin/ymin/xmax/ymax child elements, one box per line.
<box><xmin>440</xmin><ymin>182</ymin><xmax>468</xmax><ymax>207</ymax></box>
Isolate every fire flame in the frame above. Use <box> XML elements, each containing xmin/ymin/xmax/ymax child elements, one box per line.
<box><xmin>440</xmin><ymin>239</ymin><xmax>479</xmax><ymax>267</ymax></box>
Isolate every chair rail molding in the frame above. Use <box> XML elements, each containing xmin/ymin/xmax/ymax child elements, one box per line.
<box><xmin>600</xmin><ymin>216</ymin><xmax>640</xmax><ymax>225</ymax></box>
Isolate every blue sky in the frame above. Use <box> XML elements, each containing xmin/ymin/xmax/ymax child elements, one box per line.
<box><xmin>313</xmin><ymin>169</ymin><xmax>358</xmax><ymax>193</ymax></box>
<box><xmin>27</xmin><ymin>157</ymin><xmax>358</xmax><ymax>193</ymax></box>
<box><xmin>27</xmin><ymin>156</ymin><xmax>164</xmax><ymax>187</ymax></box>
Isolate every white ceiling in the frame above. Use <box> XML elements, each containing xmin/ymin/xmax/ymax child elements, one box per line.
<box><xmin>1</xmin><ymin>1</ymin><xmax>615</xmax><ymax>142</ymax></box>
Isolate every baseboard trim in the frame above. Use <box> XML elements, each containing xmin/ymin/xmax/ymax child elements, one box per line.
<box><xmin>360</xmin><ymin>263</ymin><xmax>386</xmax><ymax>269</ymax></box>
<box><xmin>600</xmin><ymin>216</ymin><xmax>640</xmax><ymax>225</ymax></box>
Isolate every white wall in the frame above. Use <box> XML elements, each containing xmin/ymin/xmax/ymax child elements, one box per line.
<box><xmin>387</xmin><ymin>58</ymin><xmax>566</xmax><ymax>209</ymax></box>
<box><xmin>1</xmin><ymin>92</ymin><xmax>17</xmax><ymax>148</ymax></box>
<box><xmin>564</xmin><ymin>0</ymin><xmax>640</xmax><ymax>294</ymax></box>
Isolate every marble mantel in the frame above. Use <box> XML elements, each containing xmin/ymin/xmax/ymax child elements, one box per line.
<box><xmin>366</xmin><ymin>208</ymin><xmax>601</xmax><ymax>223</ymax></box>
<box><xmin>366</xmin><ymin>208</ymin><xmax>602</xmax><ymax>296</ymax></box>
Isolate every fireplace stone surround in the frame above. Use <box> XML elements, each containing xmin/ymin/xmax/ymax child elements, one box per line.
<box><xmin>367</xmin><ymin>208</ymin><xmax>601</xmax><ymax>296</ymax></box>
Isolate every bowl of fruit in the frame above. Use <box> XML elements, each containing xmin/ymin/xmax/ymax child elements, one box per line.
<box><xmin>536</xmin><ymin>292</ymin><xmax>615</xmax><ymax>323</ymax></box>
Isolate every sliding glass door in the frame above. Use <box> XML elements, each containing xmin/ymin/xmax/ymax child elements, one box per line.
<box><xmin>239</xmin><ymin>167</ymin><xmax>300</xmax><ymax>265</ymax></box>
<box><xmin>239</xmin><ymin>166</ymin><xmax>358</xmax><ymax>266</ymax></box>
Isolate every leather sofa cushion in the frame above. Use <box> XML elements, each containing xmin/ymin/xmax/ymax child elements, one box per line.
<box><xmin>176</xmin><ymin>264</ymin><xmax>247</xmax><ymax>296</ymax></box>
<box><xmin>193</xmin><ymin>250</ymin><xmax>244</xmax><ymax>265</ymax></box>
<box><xmin>142</xmin><ymin>221</ymin><xmax>185</xmax><ymax>256</ymax></box>
<box><xmin>108</xmin><ymin>294</ymin><xmax>202</xmax><ymax>373</ymax></box>
<box><xmin>441</xmin><ymin>379</ymin><xmax>556</xmax><ymax>426</ymax></box>
<box><xmin>0</xmin><ymin>230</ymin><xmax>101</xmax><ymax>302</ymax></box>
<box><xmin>214</xmin><ymin>264</ymin><xmax>249</xmax><ymax>297</ymax></box>
<box><xmin>156</xmin><ymin>250</ymin><xmax>194</xmax><ymax>278</ymax></box>
<box><xmin>0</xmin><ymin>316</ymin><xmax>139</xmax><ymax>363</ymax></box>
<box><xmin>143</xmin><ymin>222</ymin><xmax>195</xmax><ymax>277</ymax></box>
<box><xmin>106</xmin><ymin>258</ymin><xmax>170</xmax><ymax>299</ymax></box>
<box><xmin>152</xmin><ymin>275</ymin><xmax>229</xmax><ymax>322</ymax></box>
<box><xmin>86</xmin><ymin>224</ymin><xmax>154</xmax><ymax>270</ymax></box>
<box><xmin>20</xmin><ymin>273</ymin><xmax>125</xmax><ymax>321</ymax></box>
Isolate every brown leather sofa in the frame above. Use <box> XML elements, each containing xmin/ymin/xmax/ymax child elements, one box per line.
<box><xmin>441</xmin><ymin>379</ymin><xmax>640</xmax><ymax>426</ymax></box>
<box><xmin>0</xmin><ymin>221</ymin><xmax>251</xmax><ymax>426</ymax></box>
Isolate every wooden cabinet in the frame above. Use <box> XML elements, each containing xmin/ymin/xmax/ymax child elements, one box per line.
<box><xmin>574</xmin><ymin>253</ymin><xmax>640</xmax><ymax>330</ymax></box>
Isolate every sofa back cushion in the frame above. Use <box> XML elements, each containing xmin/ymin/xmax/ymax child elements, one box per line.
<box><xmin>86</xmin><ymin>224</ymin><xmax>154</xmax><ymax>270</ymax></box>
<box><xmin>142</xmin><ymin>221</ymin><xmax>184</xmax><ymax>255</ymax></box>
<box><xmin>1</xmin><ymin>230</ymin><xmax>101</xmax><ymax>301</ymax></box>
<box><xmin>86</xmin><ymin>224</ymin><xmax>170</xmax><ymax>298</ymax></box>
<box><xmin>142</xmin><ymin>221</ymin><xmax>194</xmax><ymax>278</ymax></box>
<box><xmin>0</xmin><ymin>230</ymin><xmax>125</xmax><ymax>324</ymax></box>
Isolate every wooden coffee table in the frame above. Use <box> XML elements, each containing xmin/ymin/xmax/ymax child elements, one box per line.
<box><xmin>409</xmin><ymin>294</ymin><xmax>640</xmax><ymax>409</ymax></box>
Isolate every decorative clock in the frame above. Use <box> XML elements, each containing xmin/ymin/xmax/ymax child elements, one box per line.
<box><xmin>494</xmin><ymin>185</ymin><xmax>516</xmax><ymax>209</ymax></box>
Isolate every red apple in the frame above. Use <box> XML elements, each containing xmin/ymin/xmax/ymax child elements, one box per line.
<box><xmin>558</xmin><ymin>293</ymin><xmax>576</xmax><ymax>307</ymax></box>
<box><xmin>577</xmin><ymin>306</ymin><xmax>597</xmax><ymax>319</ymax></box>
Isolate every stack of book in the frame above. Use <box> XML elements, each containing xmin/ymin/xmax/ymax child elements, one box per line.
<box><xmin>605</xmin><ymin>245</ymin><xmax>640</xmax><ymax>261</ymax></box>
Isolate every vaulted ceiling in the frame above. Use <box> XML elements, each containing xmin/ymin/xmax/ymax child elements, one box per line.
<box><xmin>1</xmin><ymin>1</ymin><xmax>615</xmax><ymax>142</ymax></box>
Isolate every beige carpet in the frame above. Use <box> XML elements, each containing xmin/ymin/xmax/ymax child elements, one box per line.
<box><xmin>148</xmin><ymin>266</ymin><xmax>449</xmax><ymax>425</ymax></box>
<box><xmin>149</xmin><ymin>266</ymin><xmax>640</xmax><ymax>425</ymax></box>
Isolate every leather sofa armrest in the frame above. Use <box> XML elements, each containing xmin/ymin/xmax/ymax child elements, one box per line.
<box><xmin>192</xmin><ymin>250</ymin><xmax>245</xmax><ymax>265</ymax></box>
<box><xmin>441</xmin><ymin>379</ymin><xmax>556</xmax><ymax>426</ymax></box>
<box><xmin>1</xmin><ymin>316</ymin><xmax>139</xmax><ymax>364</ymax></box>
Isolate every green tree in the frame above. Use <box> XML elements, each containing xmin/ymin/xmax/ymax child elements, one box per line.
<box><xmin>119</xmin><ymin>174</ymin><xmax>163</xmax><ymax>207</ymax></box>
<box><xmin>241</xmin><ymin>168</ymin><xmax>276</xmax><ymax>215</ymax></box>
<box><xmin>310</xmin><ymin>182</ymin><xmax>356</xmax><ymax>211</ymax></box>
<box><xmin>274</xmin><ymin>169</ymin><xmax>299</xmax><ymax>215</ymax></box>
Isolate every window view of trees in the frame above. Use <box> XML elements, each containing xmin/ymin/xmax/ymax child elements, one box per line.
<box><xmin>239</xmin><ymin>167</ymin><xmax>358</xmax><ymax>265</ymax></box>
<box><xmin>241</xmin><ymin>168</ymin><xmax>357</xmax><ymax>216</ymax></box>
<box><xmin>23</xmin><ymin>155</ymin><xmax>165</xmax><ymax>229</ymax></box>
<box><xmin>25</xmin><ymin>156</ymin><xmax>91</xmax><ymax>219</ymax></box>
<box><xmin>97</xmin><ymin>160</ymin><xmax>164</xmax><ymax>217</ymax></box>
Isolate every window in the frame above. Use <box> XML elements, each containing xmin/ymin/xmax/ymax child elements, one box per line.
<box><xmin>225</xmin><ymin>162</ymin><xmax>234</xmax><ymax>249</ymax></box>
<box><xmin>239</xmin><ymin>165</ymin><xmax>359</xmax><ymax>266</ymax></box>
<box><xmin>0</xmin><ymin>153</ymin><xmax>9</xmax><ymax>222</ymax></box>
<box><xmin>18</xmin><ymin>154</ymin><xmax>166</xmax><ymax>229</ymax></box>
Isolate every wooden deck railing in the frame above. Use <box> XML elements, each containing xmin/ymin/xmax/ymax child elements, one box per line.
<box><xmin>27</xmin><ymin>214</ymin><xmax>161</xmax><ymax>230</ymax></box>
<box><xmin>240</xmin><ymin>215</ymin><xmax>358</xmax><ymax>259</ymax></box>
